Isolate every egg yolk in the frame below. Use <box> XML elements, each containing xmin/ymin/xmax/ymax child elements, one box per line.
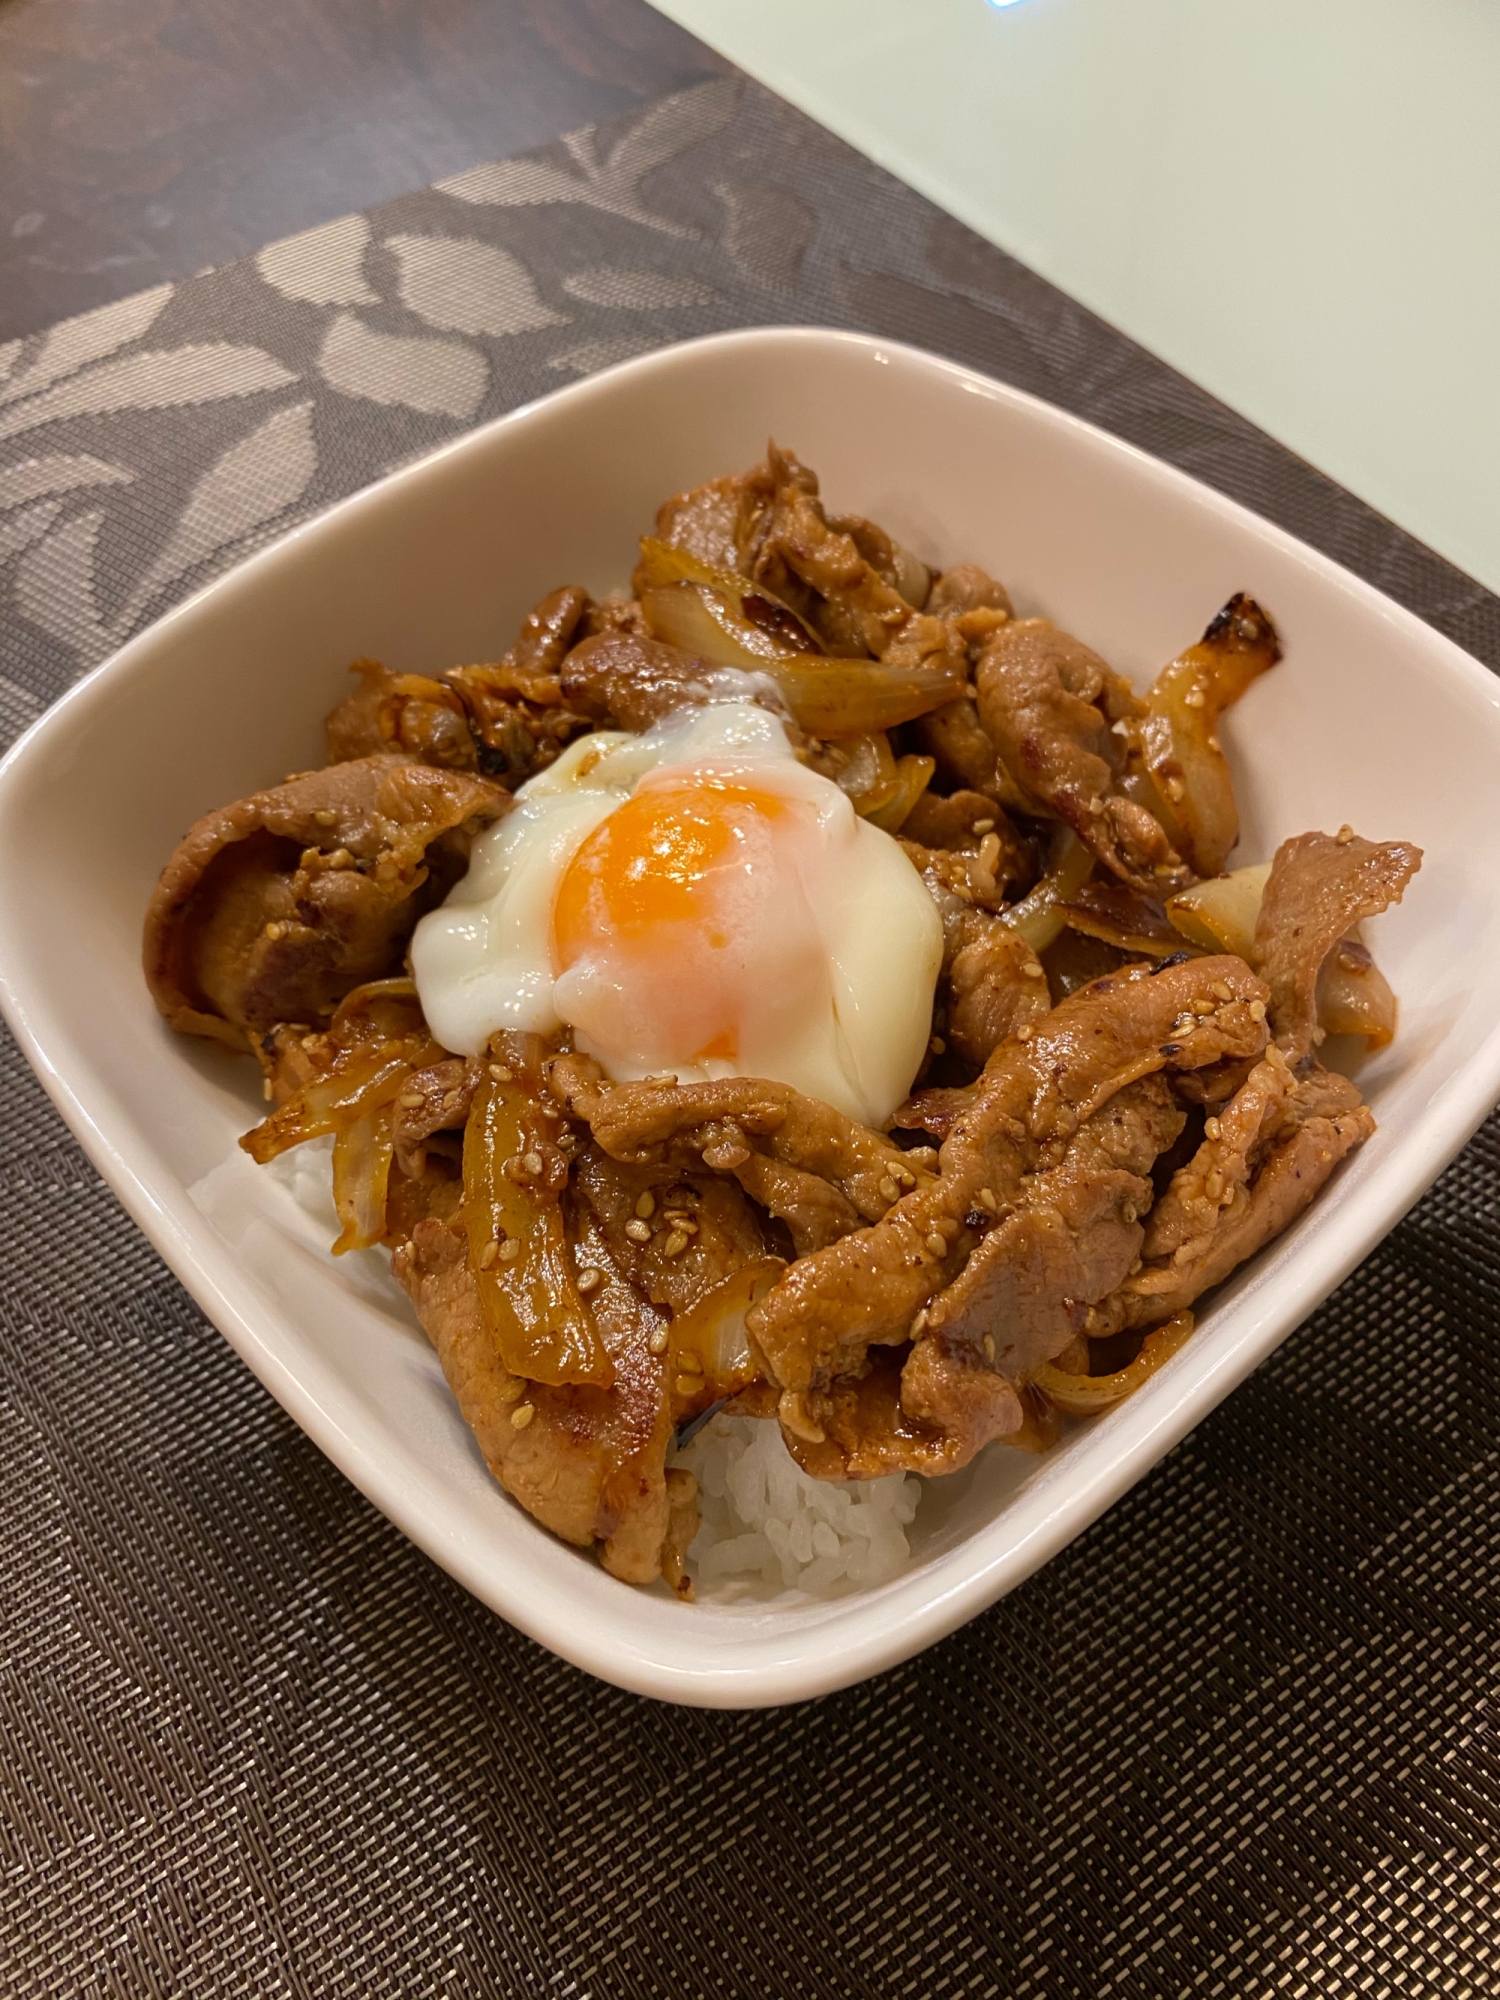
<box><xmin>551</xmin><ymin>776</ymin><xmax>822</xmax><ymax>1073</ymax></box>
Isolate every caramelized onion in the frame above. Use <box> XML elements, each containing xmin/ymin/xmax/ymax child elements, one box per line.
<box><xmin>1034</xmin><ymin>1310</ymin><xmax>1195</xmax><ymax>1414</ymax></box>
<box><xmin>331</xmin><ymin>1104</ymin><xmax>396</xmax><ymax>1254</ymax></box>
<box><xmin>1002</xmin><ymin>829</ymin><xmax>1095</xmax><ymax>953</ymax></box>
<box><xmin>1165</xmin><ymin>862</ymin><xmax>1271</xmax><ymax>959</ymax></box>
<box><xmin>1127</xmin><ymin>595</ymin><xmax>1281</xmax><ymax>878</ymax></box>
<box><xmin>668</xmin><ymin>1256</ymin><xmax>785</xmax><ymax>1400</ymax></box>
<box><xmin>461</xmin><ymin>1058</ymin><xmax>611</xmax><ymax>1387</ymax></box>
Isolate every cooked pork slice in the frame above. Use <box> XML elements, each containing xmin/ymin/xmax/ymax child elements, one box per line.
<box><xmin>551</xmin><ymin>1061</ymin><xmax>930</xmax><ymax>1240</ymax></box>
<box><xmin>391</xmin><ymin>1055</ymin><xmax>483</xmax><ymax>1179</ymax></box>
<box><xmin>144</xmin><ymin>755</ymin><xmax>506</xmax><ymax>1043</ymax></box>
<box><xmin>559</xmin><ymin>630</ymin><xmax>783</xmax><ymax>733</ymax></box>
<box><xmin>748</xmin><ymin>447</ymin><xmax>969</xmax><ymax>676</ymax></box>
<box><xmin>1096</xmin><ymin>1061</ymin><xmax>1373</xmax><ymax>1336</ymax></box>
<box><xmin>922</xmin><ymin>1075</ymin><xmax>1184</xmax><ymax>1376</ymax></box>
<box><xmin>444</xmin><ymin>585</ymin><xmax>594</xmax><ymax>787</ymax></box>
<box><xmin>904</xmin><ymin>844</ymin><xmax>1050</xmax><ymax>1065</ymax></box>
<box><xmin>827</xmin><ymin>512</ymin><xmax>932</xmax><ymax>609</ymax></box>
<box><xmin>783</xmin><ymin>1345</ymin><xmax>1019</xmax><ymax>1481</ymax></box>
<box><xmin>927</xmin><ymin>564</ymin><xmax>1013</xmax><ymax>622</ymax></box>
<box><xmin>393</xmin><ymin>1212</ymin><xmax>692</xmax><ymax>1590</ymax></box>
<box><xmin>901</xmin><ymin>786</ymin><xmax>1023</xmax><ymax>855</ymax></box>
<box><xmin>1253</xmin><ymin>828</ymin><xmax>1422</xmax><ymax>1061</ymax></box>
<box><xmin>571</xmin><ymin>1143</ymin><xmax>770</xmax><ymax>1317</ymax></box>
<box><xmin>909</xmin><ymin>697</ymin><xmax>1005</xmax><ymax>799</ymax></box>
<box><xmin>747</xmin><ymin>955</ymin><xmax>1269</xmax><ymax>1408</ymax></box>
<box><xmin>324</xmin><ymin>588</ymin><xmax>594</xmax><ymax>786</ymax></box>
<box><xmin>652</xmin><ymin>460</ymin><xmax>778</xmax><ymax>576</ymax></box>
<box><xmin>976</xmin><ymin>619</ymin><xmax>1190</xmax><ymax>893</ymax></box>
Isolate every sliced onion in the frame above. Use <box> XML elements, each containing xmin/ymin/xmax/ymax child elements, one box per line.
<box><xmin>668</xmin><ymin>1256</ymin><xmax>784</xmax><ymax>1399</ymax></box>
<box><xmin>863</xmin><ymin>754</ymin><xmax>935</xmax><ymax>834</ymax></box>
<box><xmin>461</xmin><ymin>1064</ymin><xmax>611</xmax><ymax>1387</ymax></box>
<box><xmin>331</xmin><ymin>1104</ymin><xmax>396</xmax><ymax>1254</ymax></box>
<box><xmin>1034</xmin><ymin>1310</ymin><xmax>1195</xmax><ymax>1414</ymax></box>
<box><xmin>1165</xmin><ymin>862</ymin><xmax>1271</xmax><ymax>959</ymax></box>
<box><xmin>1001</xmin><ymin>829</ymin><xmax>1095</xmax><ymax>953</ymax></box>
<box><xmin>1060</xmin><ymin>879</ymin><xmax>1184</xmax><ymax>958</ymax></box>
<box><xmin>640</xmin><ymin>570</ymin><xmax>966</xmax><ymax>736</ymax></box>
<box><xmin>1315</xmin><ymin>934</ymin><xmax>1398</xmax><ymax>1049</ymax></box>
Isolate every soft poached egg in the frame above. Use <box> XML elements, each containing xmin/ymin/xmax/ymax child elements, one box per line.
<box><xmin>410</xmin><ymin>702</ymin><xmax>942</xmax><ymax>1127</ymax></box>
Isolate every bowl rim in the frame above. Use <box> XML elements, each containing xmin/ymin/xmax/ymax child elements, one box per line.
<box><xmin>3</xmin><ymin>323</ymin><xmax>1499</xmax><ymax>1707</ymax></box>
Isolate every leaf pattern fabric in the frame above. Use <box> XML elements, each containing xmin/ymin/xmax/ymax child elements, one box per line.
<box><xmin>1</xmin><ymin>75</ymin><xmax>1499</xmax><ymax>2000</ymax></box>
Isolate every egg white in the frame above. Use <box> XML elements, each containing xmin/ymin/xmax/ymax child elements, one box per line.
<box><xmin>410</xmin><ymin>702</ymin><xmax>942</xmax><ymax>1128</ymax></box>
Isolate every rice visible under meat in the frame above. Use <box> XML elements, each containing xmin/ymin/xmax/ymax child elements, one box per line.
<box><xmin>675</xmin><ymin>1411</ymin><xmax>921</xmax><ymax>1597</ymax></box>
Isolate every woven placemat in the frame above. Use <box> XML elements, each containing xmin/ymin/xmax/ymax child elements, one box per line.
<box><xmin>2</xmin><ymin>75</ymin><xmax>1496</xmax><ymax>2000</ymax></box>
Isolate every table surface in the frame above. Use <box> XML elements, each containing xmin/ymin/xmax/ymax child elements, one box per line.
<box><xmin>0</xmin><ymin>0</ymin><xmax>727</xmax><ymax>338</ymax></box>
<box><xmin>8</xmin><ymin>0</ymin><xmax>1494</xmax><ymax>600</ymax></box>
<box><xmin>651</xmin><ymin>0</ymin><xmax>1500</xmax><ymax>600</ymax></box>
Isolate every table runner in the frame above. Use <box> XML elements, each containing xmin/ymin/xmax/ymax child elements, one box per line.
<box><xmin>2</xmin><ymin>75</ymin><xmax>1496</xmax><ymax>1998</ymax></box>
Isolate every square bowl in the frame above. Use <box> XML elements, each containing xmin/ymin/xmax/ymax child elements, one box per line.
<box><xmin>2</xmin><ymin>327</ymin><xmax>1498</xmax><ymax>1708</ymax></box>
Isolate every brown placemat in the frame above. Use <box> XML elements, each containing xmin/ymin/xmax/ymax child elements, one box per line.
<box><xmin>2</xmin><ymin>75</ymin><xmax>1496</xmax><ymax>1999</ymax></box>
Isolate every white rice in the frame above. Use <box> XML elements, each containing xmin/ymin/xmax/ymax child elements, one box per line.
<box><xmin>674</xmin><ymin>1410</ymin><xmax>921</xmax><ymax>1598</ymax></box>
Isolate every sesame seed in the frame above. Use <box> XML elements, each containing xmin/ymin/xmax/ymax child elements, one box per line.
<box><xmin>662</xmin><ymin>1230</ymin><xmax>690</xmax><ymax>1258</ymax></box>
<box><xmin>478</xmin><ymin>1240</ymin><xmax>499</xmax><ymax>1270</ymax></box>
<box><xmin>978</xmin><ymin>1187</ymin><xmax>997</xmax><ymax>1212</ymax></box>
<box><xmin>879</xmin><ymin>1176</ymin><xmax>898</xmax><ymax>1203</ymax></box>
<box><xmin>1204</xmin><ymin>1171</ymin><xmax>1224</xmax><ymax>1200</ymax></box>
<box><xmin>488</xmin><ymin>1063</ymin><xmax>513</xmax><ymax>1083</ymax></box>
<box><xmin>397</xmin><ymin>1091</ymin><xmax>424</xmax><ymax>1108</ymax></box>
<box><xmin>644</xmin><ymin>1072</ymin><xmax>678</xmax><ymax>1087</ymax></box>
<box><xmin>510</xmin><ymin>1403</ymin><xmax>535</xmax><ymax>1430</ymax></box>
<box><xmin>1016</xmin><ymin>1024</ymin><xmax>1035</xmax><ymax>1042</ymax></box>
<box><xmin>327</xmin><ymin>847</ymin><xmax>352</xmax><ymax>869</ymax></box>
<box><xmin>673</xmin><ymin>1376</ymin><xmax>699</xmax><ymax>1398</ymax></box>
<box><xmin>982</xmin><ymin>1334</ymin><xmax>996</xmax><ymax>1362</ymax></box>
<box><xmin>625</xmin><ymin>1218</ymin><xmax>652</xmax><ymax>1243</ymax></box>
<box><xmin>576</xmin><ymin>1267</ymin><xmax>604</xmax><ymax>1294</ymax></box>
<box><xmin>678</xmin><ymin>1350</ymin><xmax>703</xmax><ymax>1374</ymax></box>
<box><xmin>1165</xmin><ymin>777</ymin><xmax>1186</xmax><ymax>803</ymax></box>
<box><xmin>1087</xmin><ymin>795</ymin><xmax>1105</xmax><ymax>815</ymax></box>
<box><xmin>1210</xmin><ymin>981</ymin><xmax>1232</xmax><ymax>1002</ymax></box>
<box><xmin>1154</xmin><ymin>861</ymin><xmax>1178</xmax><ymax>877</ymax></box>
<box><xmin>1130</xmin><ymin>1257</ymin><xmax>1143</xmax><ymax>1275</ymax></box>
<box><xmin>892</xmin><ymin>1164</ymin><xmax>916</xmax><ymax>1188</ymax></box>
<box><xmin>1183</xmin><ymin>688</ymin><xmax>1206</xmax><ymax>709</ymax></box>
<box><xmin>648</xmin><ymin>1327</ymin><xmax>670</xmax><ymax>1355</ymax></box>
<box><xmin>1022</xmin><ymin>962</ymin><xmax>1045</xmax><ymax>977</ymax></box>
<box><xmin>972</xmin><ymin>818</ymin><xmax>995</xmax><ymax>834</ymax></box>
<box><xmin>910</xmin><ymin>1308</ymin><xmax>929</xmax><ymax>1338</ymax></box>
<box><xmin>262</xmin><ymin>1078</ymin><xmax>273</xmax><ymax>1101</ymax></box>
<box><xmin>977</xmin><ymin>832</ymin><xmax>1001</xmax><ymax>873</ymax></box>
<box><xmin>929</xmin><ymin>1035</ymin><xmax>946</xmax><ymax>1056</ymax></box>
<box><xmin>1312</xmin><ymin>1025</ymin><xmax>1327</xmax><ymax>1045</ymax></box>
<box><xmin>313</xmin><ymin>809</ymin><xmax>338</xmax><ymax>826</ymax></box>
<box><xmin>1249</xmin><ymin>999</ymin><xmax>1267</xmax><ymax>1022</ymax></box>
<box><xmin>1122</xmin><ymin>1202</ymin><xmax>1138</xmax><ymax>1225</ymax></box>
<box><xmin>264</xmin><ymin>921</ymin><xmax>286</xmax><ymax>941</ymax></box>
<box><xmin>1336</xmin><ymin>823</ymin><xmax>1355</xmax><ymax>844</ymax></box>
<box><xmin>522</xmin><ymin>1151</ymin><xmax>544</xmax><ymax>1177</ymax></box>
<box><xmin>1205</xmin><ymin>1116</ymin><xmax>1223</xmax><ymax>1140</ymax></box>
<box><xmin>498</xmin><ymin>1240</ymin><xmax>520</xmax><ymax>1264</ymax></box>
<box><xmin>634</xmin><ymin>1191</ymin><xmax>656</xmax><ymax>1219</ymax></box>
<box><xmin>925</xmin><ymin>1232</ymin><xmax>948</xmax><ymax>1258</ymax></box>
<box><xmin>496</xmin><ymin>1377</ymin><xmax>525</xmax><ymax>1404</ymax></box>
<box><xmin>1192</xmin><ymin>996</ymin><xmax>1214</xmax><ymax>1014</ymax></box>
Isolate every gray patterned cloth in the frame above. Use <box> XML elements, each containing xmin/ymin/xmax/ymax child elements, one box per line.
<box><xmin>1</xmin><ymin>76</ymin><xmax>1496</xmax><ymax>1999</ymax></box>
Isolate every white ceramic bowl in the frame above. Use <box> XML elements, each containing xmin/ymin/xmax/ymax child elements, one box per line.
<box><xmin>2</xmin><ymin>328</ymin><xmax>1498</xmax><ymax>1708</ymax></box>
